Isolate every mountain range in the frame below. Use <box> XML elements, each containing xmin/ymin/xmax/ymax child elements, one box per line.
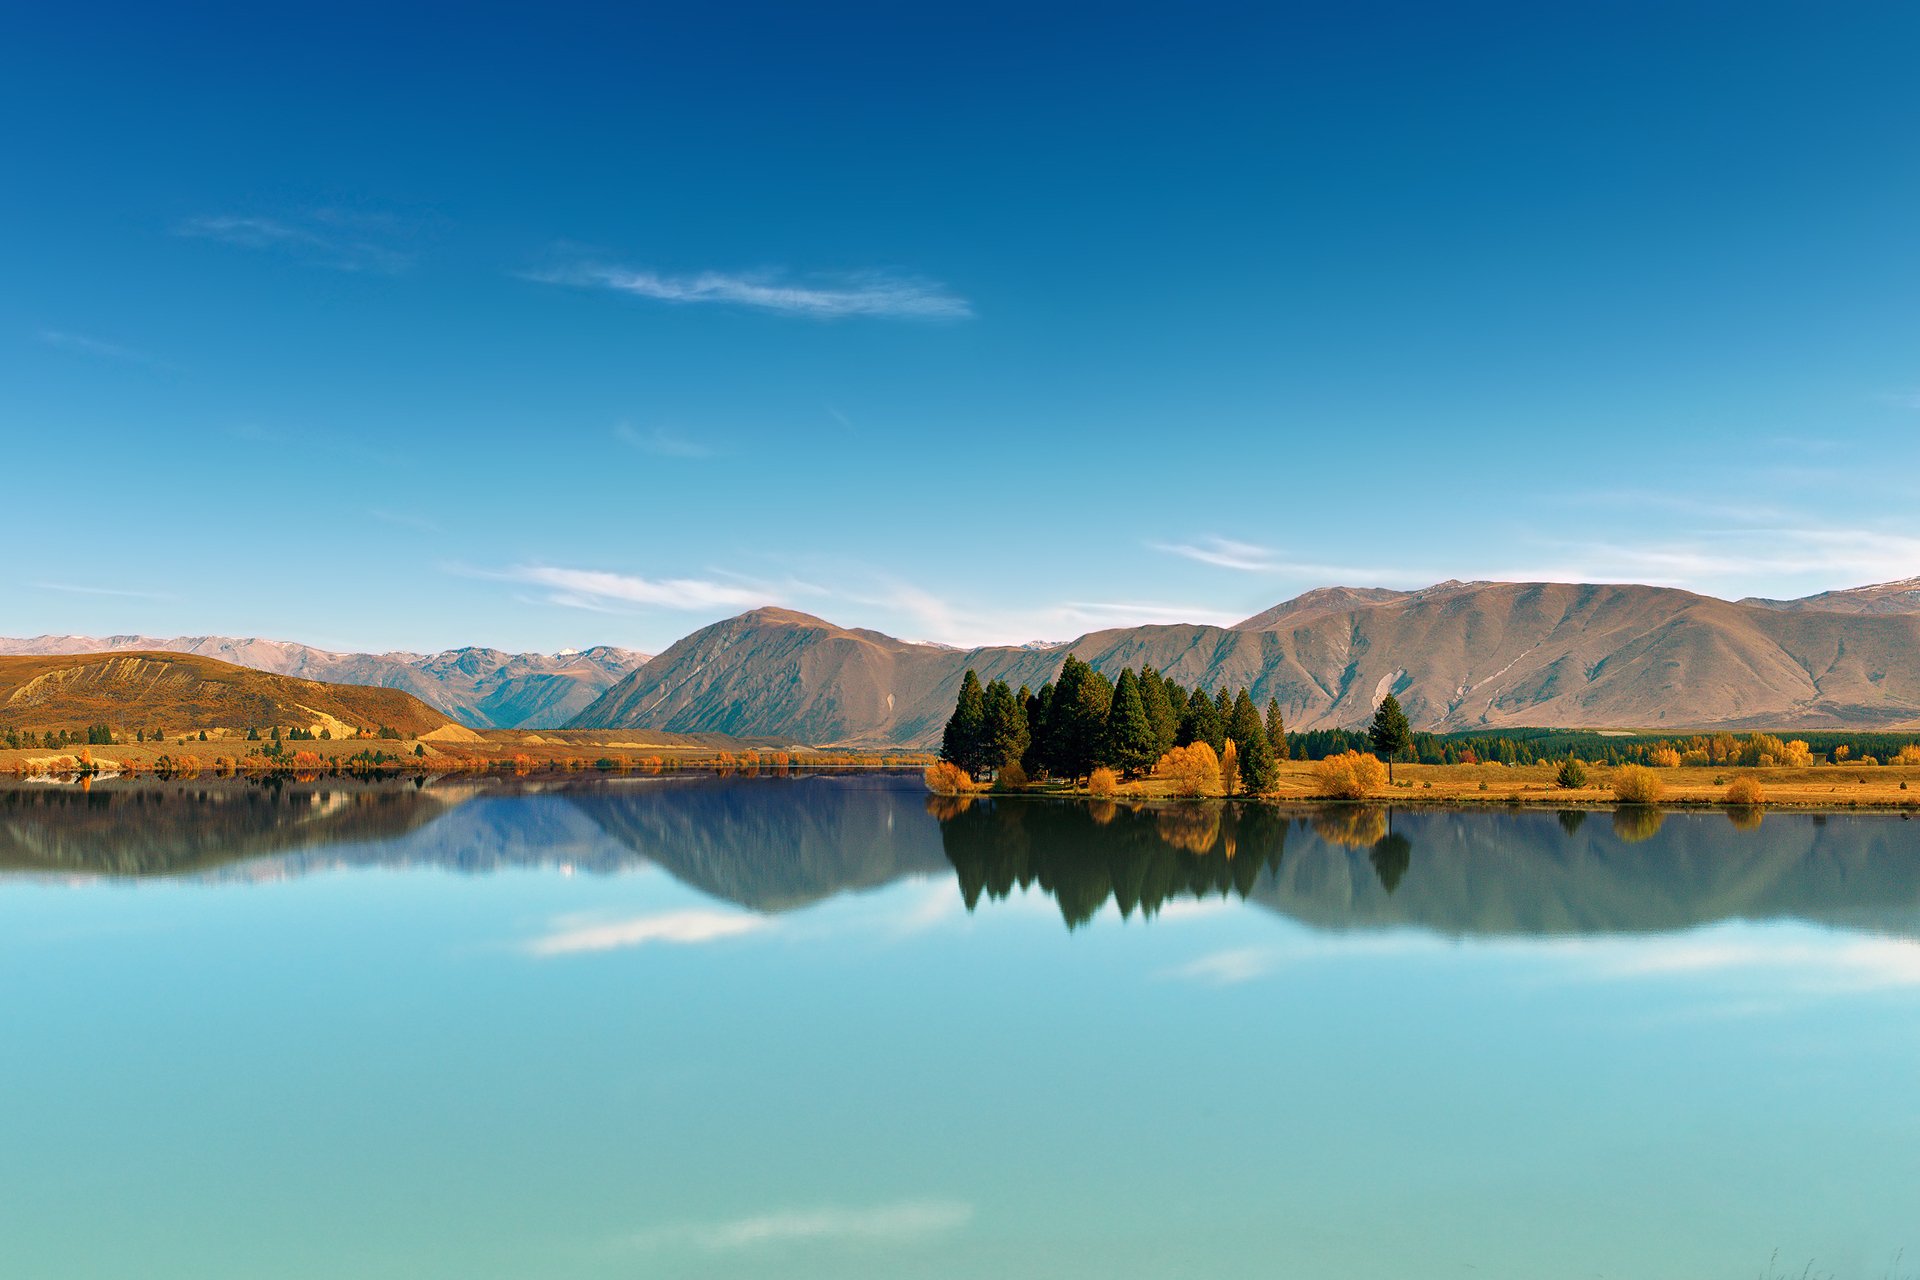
<box><xmin>571</xmin><ymin>578</ymin><xmax>1920</xmax><ymax>744</ymax></box>
<box><xmin>13</xmin><ymin>576</ymin><xmax>1920</xmax><ymax>743</ymax></box>
<box><xmin>0</xmin><ymin>635</ymin><xmax>647</xmax><ymax>729</ymax></box>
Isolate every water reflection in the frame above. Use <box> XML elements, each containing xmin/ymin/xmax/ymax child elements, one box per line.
<box><xmin>3</xmin><ymin>778</ymin><xmax>1917</xmax><ymax>942</ymax></box>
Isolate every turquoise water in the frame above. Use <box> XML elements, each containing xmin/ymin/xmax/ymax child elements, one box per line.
<box><xmin>2</xmin><ymin>776</ymin><xmax>1916</xmax><ymax>1279</ymax></box>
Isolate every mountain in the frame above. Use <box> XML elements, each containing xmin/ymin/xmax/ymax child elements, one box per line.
<box><xmin>0</xmin><ymin>652</ymin><xmax>468</xmax><ymax>739</ymax></box>
<box><xmin>570</xmin><ymin>580</ymin><xmax>1920</xmax><ymax>745</ymax></box>
<box><xmin>1740</xmin><ymin>576</ymin><xmax>1920</xmax><ymax>615</ymax></box>
<box><xmin>0</xmin><ymin>635</ymin><xmax>647</xmax><ymax>728</ymax></box>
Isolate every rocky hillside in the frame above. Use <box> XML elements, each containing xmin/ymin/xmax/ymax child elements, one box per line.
<box><xmin>0</xmin><ymin>636</ymin><xmax>647</xmax><ymax>728</ymax></box>
<box><xmin>570</xmin><ymin>581</ymin><xmax>1920</xmax><ymax>745</ymax></box>
<box><xmin>0</xmin><ymin>652</ymin><xmax>467</xmax><ymax>739</ymax></box>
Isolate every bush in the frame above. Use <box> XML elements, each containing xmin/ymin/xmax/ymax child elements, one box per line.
<box><xmin>1896</xmin><ymin>744</ymin><xmax>1920</xmax><ymax>766</ymax></box>
<box><xmin>923</xmin><ymin>761</ymin><xmax>977</xmax><ymax>796</ymax></box>
<box><xmin>992</xmin><ymin>761</ymin><xmax>1029</xmax><ymax>792</ymax></box>
<box><xmin>1315</xmin><ymin>750</ymin><xmax>1385</xmax><ymax>799</ymax></box>
<box><xmin>1611</xmin><ymin>765</ymin><xmax>1665</xmax><ymax>805</ymax></box>
<box><xmin>1648</xmin><ymin>746</ymin><xmax>1682</xmax><ymax>768</ymax></box>
<box><xmin>1154</xmin><ymin>743</ymin><xmax>1222</xmax><ymax>798</ymax></box>
<box><xmin>1725</xmin><ymin>776</ymin><xmax>1766</xmax><ymax>806</ymax></box>
<box><xmin>1086</xmin><ymin>766</ymin><xmax>1120</xmax><ymax>798</ymax></box>
<box><xmin>1555</xmin><ymin>757</ymin><xmax>1588</xmax><ymax>789</ymax></box>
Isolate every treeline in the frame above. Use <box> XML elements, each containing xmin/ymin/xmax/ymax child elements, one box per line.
<box><xmin>939</xmin><ymin>659</ymin><xmax>1290</xmax><ymax>794</ymax></box>
<box><xmin>2</xmin><ymin>723</ymin><xmax>410</xmax><ymax>750</ymax></box>
<box><xmin>1290</xmin><ymin>727</ymin><xmax>1920</xmax><ymax>767</ymax></box>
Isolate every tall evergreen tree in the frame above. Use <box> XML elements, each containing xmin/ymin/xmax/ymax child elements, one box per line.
<box><xmin>980</xmin><ymin>679</ymin><xmax>1029</xmax><ymax>775</ymax></box>
<box><xmin>1138</xmin><ymin>666</ymin><xmax>1178</xmax><ymax>758</ymax></box>
<box><xmin>1368</xmin><ymin>691</ymin><xmax>1413</xmax><ymax>784</ymax></box>
<box><xmin>1103</xmin><ymin>668</ymin><xmax>1158</xmax><ymax>777</ymax></box>
<box><xmin>941</xmin><ymin>669</ymin><xmax>988</xmax><ymax>777</ymax></box>
<box><xmin>1177</xmin><ymin>685</ymin><xmax>1226</xmax><ymax>754</ymax></box>
<box><xmin>1229</xmin><ymin>689</ymin><xmax>1277</xmax><ymax>795</ymax></box>
<box><xmin>1047</xmin><ymin>656</ymin><xmax>1112</xmax><ymax>781</ymax></box>
<box><xmin>1214</xmin><ymin>686</ymin><xmax>1232</xmax><ymax>723</ymax></box>
<box><xmin>1265</xmin><ymin>698</ymin><xmax>1289</xmax><ymax>761</ymax></box>
<box><xmin>1022</xmin><ymin>682</ymin><xmax>1053</xmax><ymax>776</ymax></box>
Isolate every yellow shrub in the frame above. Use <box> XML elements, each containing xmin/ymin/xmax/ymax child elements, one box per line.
<box><xmin>1897</xmin><ymin>744</ymin><xmax>1920</xmax><ymax>766</ymax></box>
<box><xmin>1315</xmin><ymin>750</ymin><xmax>1385</xmax><ymax>799</ymax></box>
<box><xmin>1611</xmin><ymin>765</ymin><xmax>1665</xmax><ymax>804</ymax></box>
<box><xmin>1219</xmin><ymin>741</ymin><xmax>1238</xmax><ymax>796</ymax></box>
<box><xmin>1648</xmin><ymin>746</ymin><xmax>1682</xmax><ymax>768</ymax></box>
<box><xmin>1780</xmin><ymin>740</ymin><xmax>1813</xmax><ymax>768</ymax></box>
<box><xmin>923</xmin><ymin>761</ymin><xmax>976</xmax><ymax>796</ymax></box>
<box><xmin>1086</xmin><ymin>767</ymin><xmax>1120</xmax><ymax>798</ymax></box>
<box><xmin>1154</xmin><ymin>743</ymin><xmax>1222</xmax><ymax>798</ymax></box>
<box><xmin>1725</xmin><ymin>776</ymin><xmax>1765</xmax><ymax>806</ymax></box>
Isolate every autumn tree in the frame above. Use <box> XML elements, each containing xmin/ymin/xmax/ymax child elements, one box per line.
<box><xmin>1368</xmin><ymin>692</ymin><xmax>1413</xmax><ymax>784</ymax></box>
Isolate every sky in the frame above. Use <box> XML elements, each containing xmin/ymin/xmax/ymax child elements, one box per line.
<box><xmin>5</xmin><ymin>1</ymin><xmax>1920</xmax><ymax>655</ymax></box>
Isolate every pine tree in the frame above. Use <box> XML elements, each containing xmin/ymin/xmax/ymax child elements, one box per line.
<box><xmin>1214</xmin><ymin>686</ymin><xmax>1232</xmax><ymax>723</ymax></box>
<box><xmin>1048</xmin><ymin>656</ymin><xmax>1112</xmax><ymax>781</ymax></box>
<box><xmin>941</xmin><ymin>669</ymin><xmax>988</xmax><ymax>777</ymax></box>
<box><xmin>1177</xmin><ymin>685</ymin><xmax>1226</xmax><ymax>754</ymax></box>
<box><xmin>1138</xmin><ymin>666</ymin><xmax>1178</xmax><ymax>757</ymax></box>
<box><xmin>1102</xmin><ymin>668</ymin><xmax>1157</xmax><ymax>777</ymax></box>
<box><xmin>980</xmin><ymin>679</ymin><xmax>1029</xmax><ymax>775</ymax></box>
<box><xmin>1265</xmin><ymin>698</ymin><xmax>1289</xmax><ymax>760</ymax></box>
<box><xmin>1368</xmin><ymin>692</ymin><xmax>1413</xmax><ymax>784</ymax></box>
<box><xmin>1229</xmin><ymin>689</ymin><xmax>1277</xmax><ymax>795</ymax></box>
<box><xmin>1022</xmin><ymin>682</ymin><xmax>1052</xmax><ymax>776</ymax></box>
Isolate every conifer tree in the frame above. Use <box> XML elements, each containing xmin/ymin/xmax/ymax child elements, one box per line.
<box><xmin>1139</xmin><ymin>666</ymin><xmax>1178</xmax><ymax>757</ymax></box>
<box><xmin>1022</xmin><ymin>682</ymin><xmax>1053</xmax><ymax>776</ymax></box>
<box><xmin>1047</xmin><ymin>656</ymin><xmax>1112</xmax><ymax>781</ymax></box>
<box><xmin>1265</xmin><ymin>698</ymin><xmax>1289</xmax><ymax>760</ymax></box>
<box><xmin>1177</xmin><ymin>685</ymin><xmax>1226</xmax><ymax>754</ymax></box>
<box><xmin>1102</xmin><ymin>668</ymin><xmax>1157</xmax><ymax>778</ymax></box>
<box><xmin>1214</xmin><ymin>686</ymin><xmax>1232</xmax><ymax>723</ymax></box>
<box><xmin>941</xmin><ymin>669</ymin><xmax>988</xmax><ymax>777</ymax></box>
<box><xmin>980</xmin><ymin>679</ymin><xmax>1029</xmax><ymax>775</ymax></box>
<box><xmin>1229</xmin><ymin>689</ymin><xmax>1277</xmax><ymax>795</ymax></box>
<box><xmin>1368</xmin><ymin>691</ymin><xmax>1413</xmax><ymax>784</ymax></box>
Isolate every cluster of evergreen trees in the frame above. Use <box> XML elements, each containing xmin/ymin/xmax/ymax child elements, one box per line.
<box><xmin>939</xmin><ymin>658</ymin><xmax>1291</xmax><ymax>794</ymax></box>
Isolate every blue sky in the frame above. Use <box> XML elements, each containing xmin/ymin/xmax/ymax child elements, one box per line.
<box><xmin>5</xmin><ymin>2</ymin><xmax>1919</xmax><ymax>654</ymax></box>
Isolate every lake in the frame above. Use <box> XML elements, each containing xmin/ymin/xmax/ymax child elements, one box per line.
<box><xmin>2</xmin><ymin>774</ymin><xmax>1915</xmax><ymax>1279</ymax></box>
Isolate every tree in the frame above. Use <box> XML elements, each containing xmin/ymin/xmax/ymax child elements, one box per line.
<box><xmin>980</xmin><ymin>679</ymin><xmax>1029</xmax><ymax>775</ymax></box>
<box><xmin>1102</xmin><ymin>668</ymin><xmax>1157</xmax><ymax>778</ymax></box>
<box><xmin>1022</xmin><ymin>682</ymin><xmax>1052</xmax><ymax>777</ymax></box>
<box><xmin>1177</xmin><ymin>685</ymin><xmax>1225</xmax><ymax>754</ymax></box>
<box><xmin>1265</xmin><ymin>698</ymin><xmax>1289</xmax><ymax>760</ymax></box>
<box><xmin>941</xmin><ymin>669</ymin><xmax>987</xmax><ymax>777</ymax></box>
<box><xmin>1047</xmin><ymin>657</ymin><xmax>1112</xmax><ymax>781</ymax></box>
<box><xmin>1139</xmin><ymin>666</ymin><xmax>1178</xmax><ymax>757</ymax></box>
<box><xmin>1229</xmin><ymin>689</ymin><xmax>1277</xmax><ymax>795</ymax></box>
<box><xmin>1368</xmin><ymin>692</ymin><xmax>1413</xmax><ymax>784</ymax></box>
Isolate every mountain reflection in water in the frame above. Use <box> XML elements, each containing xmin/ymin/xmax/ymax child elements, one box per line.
<box><xmin>3</xmin><ymin>775</ymin><xmax>1916</xmax><ymax>941</ymax></box>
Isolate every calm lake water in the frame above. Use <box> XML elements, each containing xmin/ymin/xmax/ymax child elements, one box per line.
<box><xmin>2</xmin><ymin>774</ymin><xmax>1916</xmax><ymax>1279</ymax></box>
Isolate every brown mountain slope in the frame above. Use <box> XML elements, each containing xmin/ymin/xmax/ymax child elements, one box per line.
<box><xmin>569</xmin><ymin>582</ymin><xmax>1920</xmax><ymax>745</ymax></box>
<box><xmin>0</xmin><ymin>652</ymin><xmax>465</xmax><ymax>738</ymax></box>
<box><xmin>1740</xmin><ymin>576</ymin><xmax>1920</xmax><ymax>615</ymax></box>
<box><xmin>0</xmin><ymin>635</ymin><xmax>648</xmax><ymax>729</ymax></box>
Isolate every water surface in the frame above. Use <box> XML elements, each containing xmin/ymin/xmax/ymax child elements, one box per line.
<box><xmin>2</xmin><ymin>776</ymin><xmax>1915</xmax><ymax>1279</ymax></box>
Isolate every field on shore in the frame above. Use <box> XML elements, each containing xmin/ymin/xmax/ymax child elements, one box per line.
<box><xmin>1017</xmin><ymin>758</ymin><xmax>1920</xmax><ymax>810</ymax></box>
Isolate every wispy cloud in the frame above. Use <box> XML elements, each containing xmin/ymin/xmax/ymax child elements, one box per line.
<box><xmin>524</xmin><ymin>908</ymin><xmax>767</xmax><ymax>957</ymax></box>
<box><xmin>175</xmin><ymin>211</ymin><xmax>411</xmax><ymax>273</ymax></box>
<box><xmin>1153</xmin><ymin>537</ymin><xmax>1283</xmax><ymax>573</ymax></box>
<box><xmin>614</xmin><ymin>422</ymin><xmax>714</xmax><ymax>458</ymax></box>
<box><xmin>628</xmin><ymin>1199</ymin><xmax>973</xmax><ymax>1252</ymax></box>
<box><xmin>1163</xmin><ymin>946</ymin><xmax>1283</xmax><ymax>985</ymax></box>
<box><xmin>531</xmin><ymin>263</ymin><xmax>971</xmax><ymax>320</ymax></box>
<box><xmin>30</xmin><ymin>581</ymin><xmax>173</xmax><ymax>600</ymax></box>
<box><xmin>479</xmin><ymin>564</ymin><xmax>775</xmax><ymax>614</ymax></box>
<box><xmin>36</xmin><ymin>329</ymin><xmax>175</xmax><ymax>372</ymax></box>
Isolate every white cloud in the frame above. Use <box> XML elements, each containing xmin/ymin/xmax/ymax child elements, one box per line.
<box><xmin>1163</xmin><ymin>946</ymin><xmax>1282</xmax><ymax>985</ymax></box>
<box><xmin>175</xmin><ymin>212</ymin><xmax>411</xmax><ymax>273</ymax></box>
<box><xmin>630</xmin><ymin>1199</ymin><xmax>974</xmax><ymax>1252</ymax></box>
<box><xmin>532</xmin><ymin>263</ymin><xmax>971</xmax><ymax>319</ymax></box>
<box><xmin>30</xmin><ymin>581</ymin><xmax>173</xmax><ymax>600</ymax></box>
<box><xmin>36</xmin><ymin>329</ymin><xmax>174</xmax><ymax>371</ymax></box>
<box><xmin>1152</xmin><ymin>537</ymin><xmax>1283</xmax><ymax>573</ymax></box>
<box><xmin>487</xmin><ymin>564</ymin><xmax>774</xmax><ymax>613</ymax></box>
<box><xmin>614</xmin><ymin>422</ymin><xmax>714</xmax><ymax>458</ymax></box>
<box><xmin>523</xmin><ymin>908</ymin><xmax>767</xmax><ymax>957</ymax></box>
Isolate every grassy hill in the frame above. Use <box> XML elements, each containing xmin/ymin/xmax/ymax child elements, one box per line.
<box><xmin>0</xmin><ymin>652</ymin><xmax>465</xmax><ymax>739</ymax></box>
